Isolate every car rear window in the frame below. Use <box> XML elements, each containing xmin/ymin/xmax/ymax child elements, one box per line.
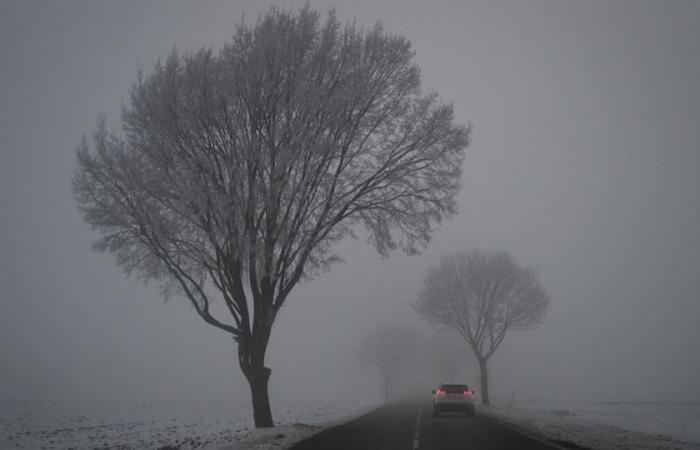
<box><xmin>441</xmin><ymin>384</ymin><xmax>468</xmax><ymax>393</ymax></box>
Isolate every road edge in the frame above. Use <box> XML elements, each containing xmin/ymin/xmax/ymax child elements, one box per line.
<box><xmin>478</xmin><ymin>407</ymin><xmax>594</xmax><ymax>450</ymax></box>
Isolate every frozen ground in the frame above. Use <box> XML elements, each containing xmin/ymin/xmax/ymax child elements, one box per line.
<box><xmin>0</xmin><ymin>399</ymin><xmax>377</xmax><ymax>450</ymax></box>
<box><xmin>482</xmin><ymin>400</ymin><xmax>700</xmax><ymax>450</ymax></box>
<box><xmin>4</xmin><ymin>398</ymin><xmax>700</xmax><ymax>450</ymax></box>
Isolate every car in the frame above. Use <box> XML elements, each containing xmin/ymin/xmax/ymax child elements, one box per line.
<box><xmin>432</xmin><ymin>383</ymin><xmax>475</xmax><ymax>417</ymax></box>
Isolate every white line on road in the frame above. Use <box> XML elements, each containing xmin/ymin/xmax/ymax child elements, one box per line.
<box><xmin>412</xmin><ymin>407</ymin><xmax>422</xmax><ymax>449</ymax></box>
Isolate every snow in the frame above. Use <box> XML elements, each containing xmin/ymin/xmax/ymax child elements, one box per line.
<box><xmin>5</xmin><ymin>398</ymin><xmax>700</xmax><ymax>449</ymax></box>
<box><xmin>217</xmin><ymin>402</ymin><xmax>378</xmax><ymax>450</ymax></box>
<box><xmin>480</xmin><ymin>400</ymin><xmax>700</xmax><ymax>450</ymax></box>
<box><xmin>0</xmin><ymin>399</ymin><xmax>378</xmax><ymax>450</ymax></box>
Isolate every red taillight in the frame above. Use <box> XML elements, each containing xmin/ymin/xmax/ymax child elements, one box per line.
<box><xmin>464</xmin><ymin>389</ymin><xmax>473</xmax><ymax>395</ymax></box>
<box><xmin>437</xmin><ymin>389</ymin><xmax>446</xmax><ymax>396</ymax></box>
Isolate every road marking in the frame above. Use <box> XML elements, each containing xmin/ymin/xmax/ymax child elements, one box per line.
<box><xmin>412</xmin><ymin>407</ymin><xmax>422</xmax><ymax>449</ymax></box>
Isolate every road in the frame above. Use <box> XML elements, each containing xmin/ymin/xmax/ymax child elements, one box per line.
<box><xmin>291</xmin><ymin>398</ymin><xmax>568</xmax><ymax>450</ymax></box>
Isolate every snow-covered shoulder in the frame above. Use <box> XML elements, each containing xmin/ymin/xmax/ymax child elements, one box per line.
<box><xmin>218</xmin><ymin>402</ymin><xmax>379</xmax><ymax>450</ymax></box>
<box><xmin>479</xmin><ymin>400</ymin><xmax>700</xmax><ymax>450</ymax></box>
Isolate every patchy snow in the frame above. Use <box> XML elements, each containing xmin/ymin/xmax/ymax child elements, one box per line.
<box><xmin>0</xmin><ymin>399</ymin><xmax>377</xmax><ymax>450</ymax></box>
<box><xmin>480</xmin><ymin>400</ymin><xmax>700</xmax><ymax>450</ymax></box>
<box><xmin>7</xmin><ymin>397</ymin><xmax>700</xmax><ymax>450</ymax></box>
<box><xmin>217</xmin><ymin>401</ymin><xmax>379</xmax><ymax>450</ymax></box>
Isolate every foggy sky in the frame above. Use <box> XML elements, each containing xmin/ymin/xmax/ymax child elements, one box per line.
<box><xmin>1</xmin><ymin>0</ymin><xmax>699</xmax><ymax>409</ymax></box>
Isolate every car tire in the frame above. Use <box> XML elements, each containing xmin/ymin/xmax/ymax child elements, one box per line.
<box><xmin>465</xmin><ymin>406</ymin><xmax>475</xmax><ymax>417</ymax></box>
<box><xmin>433</xmin><ymin>408</ymin><xmax>440</xmax><ymax>417</ymax></box>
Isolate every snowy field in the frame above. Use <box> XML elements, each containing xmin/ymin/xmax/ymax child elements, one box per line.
<box><xmin>0</xmin><ymin>399</ymin><xmax>377</xmax><ymax>450</ymax></box>
<box><xmin>482</xmin><ymin>400</ymin><xmax>700</xmax><ymax>450</ymax></box>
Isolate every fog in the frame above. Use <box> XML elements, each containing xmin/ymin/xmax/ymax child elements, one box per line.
<box><xmin>2</xmin><ymin>0</ymin><xmax>699</xmax><ymax>413</ymax></box>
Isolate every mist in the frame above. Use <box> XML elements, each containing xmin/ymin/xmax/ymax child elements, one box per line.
<box><xmin>2</xmin><ymin>0</ymin><xmax>699</xmax><ymax>420</ymax></box>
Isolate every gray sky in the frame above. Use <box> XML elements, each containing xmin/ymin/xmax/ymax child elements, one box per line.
<box><xmin>1</xmin><ymin>0</ymin><xmax>699</xmax><ymax>408</ymax></box>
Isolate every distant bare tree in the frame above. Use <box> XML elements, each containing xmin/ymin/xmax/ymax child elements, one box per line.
<box><xmin>357</xmin><ymin>323</ymin><xmax>419</xmax><ymax>402</ymax></box>
<box><xmin>72</xmin><ymin>5</ymin><xmax>469</xmax><ymax>427</ymax></box>
<box><xmin>424</xmin><ymin>331</ymin><xmax>474</xmax><ymax>383</ymax></box>
<box><xmin>414</xmin><ymin>251</ymin><xmax>549</xmax><ymax>405</ymax></box>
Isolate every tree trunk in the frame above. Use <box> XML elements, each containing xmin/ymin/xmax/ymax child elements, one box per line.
<box><xmin>248</xmin><ymin>365</ymin><xmax>273</xmax><ymax>428</ymax></box>
<box><xmin>239</xmin><ymin>329</ymin><xmax>274</xmax><ymax>428</ymax></box>
<box><xmin>478</xmin><ymin>358</ymin><xmax>490</xmax><ymax>405</ymax></box>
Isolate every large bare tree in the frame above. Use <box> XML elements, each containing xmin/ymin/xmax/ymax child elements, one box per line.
<box><xmin>72</xmin><ymin>5</ymin><xmax>469</xmax><ymax>427</ymax></box>
<box><xmin>414</xmin><ymin>251</ymin><xmax>549</xmax><ymax>405</ymax></box>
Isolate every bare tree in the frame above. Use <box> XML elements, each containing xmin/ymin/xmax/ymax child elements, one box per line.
<box><xmin>356</xmin><ymin>323</ymin><xmax>419</xmax><ymax>402</ymax></box>
<box><xmin>424</xmin><ymin>331</ymin><xmax>475</xmax><ymax>383</ymax></box>
<box><xmin>72</xmin><ymin>5</ymin><xmax>469</xmax><ymax>427</ymax></box>
<box><xmin>414</xmin><ymin>251</ymin><xmax>549</xmax><ymax>405</ymax></box>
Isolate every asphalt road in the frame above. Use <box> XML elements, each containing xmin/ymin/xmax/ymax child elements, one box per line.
<box><xmin>291</xmin><ymin>398</ymin><xmax>566</xmax><ymax>450</ymax></box>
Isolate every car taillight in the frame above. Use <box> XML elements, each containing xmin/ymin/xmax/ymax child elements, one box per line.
<box><xmin>464</xmin><ymin>389</ymin><xmax>472</xmax><ymax>395</ymax></box>
<box><xmin>437</xmin><ymin>389</ymin><xmax>446</xmax><ymax>396</ymax></box>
